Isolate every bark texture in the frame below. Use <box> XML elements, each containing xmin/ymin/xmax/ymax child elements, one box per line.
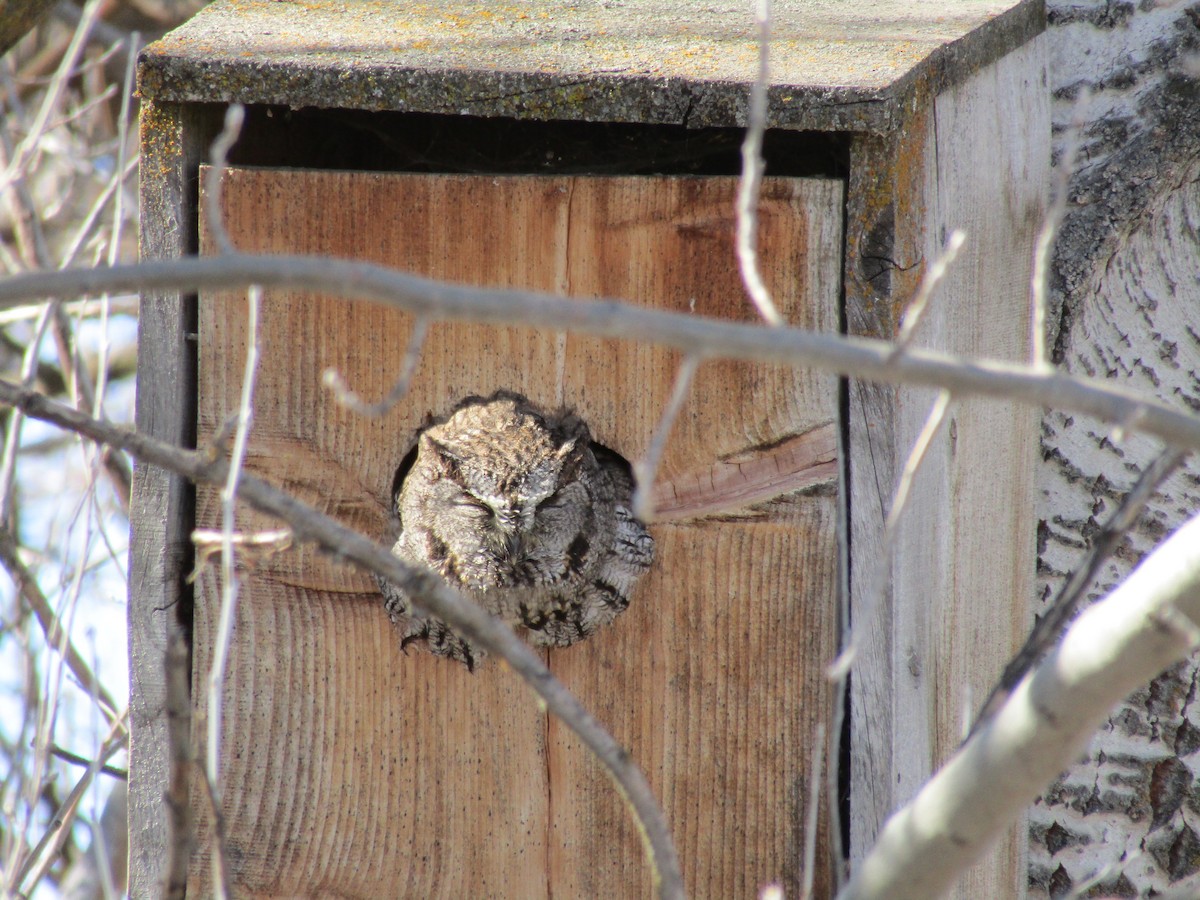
<box><xmin>1032</xmin><ymin>2</ymin><xmax>1200</xmax><ymax>895</ymax></box>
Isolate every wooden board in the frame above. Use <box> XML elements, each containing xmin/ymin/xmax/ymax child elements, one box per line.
<box><xmin>191</xmin><ymin>169</ymin><xmax>843</xmax><ymax>896</ymax></box>
<box><xmin>139</xmin><ymin>0</ymin><xmax>1044</xmax><ymax>136</ymax></box>
<box><xmin>130</xmin><ymin>100</ymin><xmax>223</xmax><ymax>898</ymax></box>
<box><xmin>844</xmin><ymin>35</ymin><xmax>1045</xmax><ymax>897</ymax></box>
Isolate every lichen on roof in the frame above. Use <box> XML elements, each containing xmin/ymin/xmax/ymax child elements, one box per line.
<box><xmin>138</xmin><ymin>0</ymin><xmax>1043</xmax><ymax>133</ymax></box>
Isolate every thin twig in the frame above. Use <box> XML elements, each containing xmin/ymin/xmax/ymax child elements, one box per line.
<box><xmin>0</xmin><ymin>79</ymin><xmax>49</xmax><ymax>270</ymax></box>
<box><xmin>202</xmin><ymin>105</ymin><xmax>245</xmax><ymax>256</ymax></box>
<box><xmin>0</xmin><ymin>0</ymin><xmax>104</xmax><ymax>196</ymax></box>
<box><xmin>828</xmin><ymin>391</ymin><xmax>953</xmax><ymax>678</ymax></box>
<box><xmin>892</xmin><ymin>231</ymin><xmax>966</xmax><ymax>354</ymax></box>
<box><xmin>0</xmin><ymin>615</ymin><xmax>41</xmax><ymax>884</ymax></box>
<box><xmin>0</xmin><ymin>529</ymin><xmax>123</xmax><ymax>723</ymax></box>
<box><xmin>0</xmin><ymin>378</ymin><xmax>686</xmax><ymax>900</ymax></box>
<box><xmin>163</xmin><ymin>629</ymin><xmax>193</xmax><ymax>900</ymax></box>
<box><xmin>970</xmin><ymin>447</ymin><xmax>1187</xmax><ymax>735</ymax></box>
<box><xmin>207</xmin><ymin>284</ymin><xmax>260</xmax><ymax>900</ymax></box>
<box><xmin>195</xmin><ymin>755</ymin><xmax>233</xmax><ymax>900</ymax></box>
<box><xmin>4</xmin><ymin>255</ymin><xmax>1200</xmax><ymax>452</ymax></box>
<box><xmin>88</xmin><ymin>30</ymin><xmax>138</xmax><ymax>422</ymax></box>
<box><xmin>0</xmin><ymin>295</ymin><xmax>138</xmax><ymax>326</ymax></box>
<box><xmin>44</xmin><ymin>83</ymin><xmax>118</xmax><ymax>134</ymax></box>
<box><xmin>49</xmin><ymin>303</ymin><xmax>132</xmax><ymax>508</ymax></box>
<box><xmin>47</xmin><ymin>743</ymin><xmax>127</xmax><ymax>779</ymax></box>
<box><xmin>735</xmin><ymin>0</ymin><xmax>784</xmax><ymax>326</ymax></box>
<box><xmin>0</xmin><ymin>301</ymin><xmax>56</xmax><ymax>524</ymax></box>
<box><xmin>633</xmin><ymin>354</ymin><xmax>699</xmax><ymax>520</ymax></box>
<box><xmin>323</xmin><ymin>316</ymin><xmax>428</xmax><ymax>417</ymax></box>
<box><xmin>14</xmin><ymin>714</ymin><xmax>128</xmax><ymax>892</ymax></box>
<box><xmin>800</xmin><ymin>721</ymin><xmax>825</xmax><ymax>900</ymax></box>
<box><xmin>59</xmin><ymin>157</ymin><xmax>140</xmax><ymax>269</ymax></box>
<box><xmin>52</xmin><ymin>0</ymin><xmax>136</xmax><ymax>55</ymax></box>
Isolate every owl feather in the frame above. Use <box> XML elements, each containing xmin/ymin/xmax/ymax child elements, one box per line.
<box><xmin>376</xmin><ymin>391</ymin><xmax>655</xmax><ymax>669</ymax></box>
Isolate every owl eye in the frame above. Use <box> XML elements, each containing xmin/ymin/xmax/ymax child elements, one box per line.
<box><xmin>536</xmin><ymin>491</ymin><xmax>564</xmax><ymax>513</ymax></box>
<box><xmin>453</xmin><ymin>496</ymin><xmax>492</xmax><ymax>518</ymax></box>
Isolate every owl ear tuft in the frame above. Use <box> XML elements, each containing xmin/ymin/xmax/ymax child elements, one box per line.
<box><xmin>555</xmin><ymin>436</ymin><xmax>588</xmax><ymax>481</ymax></box>
<box><xmin>420</xmin><ymin>433</ymin><xmax>463</xmax><ymax>479</ymax></box>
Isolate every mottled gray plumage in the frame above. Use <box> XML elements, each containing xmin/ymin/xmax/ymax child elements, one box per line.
<box><xmin>376</xmin><ymin>391</ymin><xmax>654</xmax><ymax>669</ymax></box>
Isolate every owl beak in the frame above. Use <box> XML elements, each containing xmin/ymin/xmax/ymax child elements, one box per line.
<box><xmin>503</xmin><ymin>530</ymin><xmax>523</xmax><ymax>561</ymax></box>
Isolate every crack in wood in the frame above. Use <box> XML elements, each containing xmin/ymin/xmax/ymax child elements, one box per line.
<box><xmin>649</xmin><ymin>422</ymin><xmax>837</xmax><ymax>522</ymax></box>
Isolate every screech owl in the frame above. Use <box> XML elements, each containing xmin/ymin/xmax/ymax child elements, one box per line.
<box><xmin>376</xmin><ymin>391</ymin><xmax>655</xmax><ymax>670</ymax></box>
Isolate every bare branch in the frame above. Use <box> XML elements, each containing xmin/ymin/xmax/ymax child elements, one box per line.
<box><xmin>0</xmin><ymin>529</ymin><xmax>123</xmax><ymax>723</ymax></box>
<box><xmin>194</xmin><ymin>752</ymin><xmax>233</xmax><ymax>900</ymax></box>
<box><xmin>838</xmin><ymin>509</ymin><xmax>1200</xmax><ymax>900</ymax></box>
<box><xmin>3</xmin><ymin>256</ymin><xmax>1198</xmax><ymax>453</ymax></box>
<box><xmin>0</xmin><ymin>0</ymin><xmax>104</xmax><ymax>198</ymax></box>
<box><xmin>800</xmin><ymin>721</ymin><xmax>825</xmax><ymax>900</ymax></box>
<box><xmin>0</xmin><ymin>379</ymin><xmax>686</xmax><ymax>900</ymax></box>
<box><xmin>163</xmin><ymin>629</ymin><xmax>193</xmax><ymax>900</ymax></box>
<box><xmin>828</xmin><ymin>391</ymin><xmax>952</xmax><ymax>678</ymax></box>
<box><xmin>735</xmin><ymin>0</ymin><xmax>783</xmax><ymax>326</ymax></box>
<box><xmin>202</xmin><ymin>105</ymin><xmax>245</xmax><ymax>256</ymax></box>
<box><xmin>633</xmin><ymin>354</ymin><xmax>699</xmax><ymax>520</ymax></box>
<box><xmin>0</xmin><ymin>300</ymin><xmax>55</xmax><ymax>523</ymax></box>
<box><xmin>971</xmin><ymin>447</ymin><xmax>1187</xmax><ymax>733</ymax></box>
<box><xmin>207</xmin><ymin>283</ymin><xmax>259</xmax><ymax>900</ymax></box>
<box><xmin>14</xmin><ymin>713</ymin><xmax>128</xmax><ymax>893</ymax></box>
<box><xmin>892</xmin><ymin>231</ymin><xmax>965</xmax><ymax>354</ymax></box>
<box><xmin>50</xmin><ymin>302</ymin><xmax>132</xmax><ymax>508</ymax></box>
<box><xmin>47</xmin><ymin>743</ymin><xmax>127</xmax><ymax>779</ymax></box>
<box><xmin>323</xmin><ymin>315</ymin><xmax>428</xmax><ymax>417</ymax></box>
<box><xmin>0</xmin><ymin>295</ymin><xmax>138</xmax><ymax>327</ymax></box>
<box><xmin>58</xmin><ymin>780</ymin><xmax>128</xmax><ymax>900</ymax></box>
<box><xmin>59</xmin><ymin>157</ymin><xmax>139</xmax><ymax>270</ymax></box>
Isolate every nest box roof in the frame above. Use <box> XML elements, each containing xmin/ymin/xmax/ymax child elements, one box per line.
<box><xmin>138</xmin><ymin>0</ymin><xmax>1042</xmax><ymax>134</ymax></box>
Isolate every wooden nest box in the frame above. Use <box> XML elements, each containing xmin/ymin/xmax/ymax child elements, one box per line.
<box><xmin>131</xmin><ymin>2</ymin><xmax>1047</xmax><ymax>896</ymax></box>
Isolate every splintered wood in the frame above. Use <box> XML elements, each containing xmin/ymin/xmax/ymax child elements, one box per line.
<box><xmin>192</xmin><ymin>169</ymin><xmax>843</xmax><ymax>897</ymax></box>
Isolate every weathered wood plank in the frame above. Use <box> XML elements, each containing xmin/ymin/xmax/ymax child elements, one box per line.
<box><xmin>547</xmin><ymin>176</ymin><xmax>843</xmax><ymax>898</ymax></box>
<box><xmin>138</xmin><ymin>0</ymin><xmax>1044</xmax><ymax>135</ymax></box>
<box><xmin>923</xmin><ymin>35</ymin><xmax>1046</xmax><ymax>898</ymax></box>
<box><xmin>129</xmin><ymin>100</ymin><xmax>219</xmax><ymax>898</ymax></box>
<box><xmin>846</xmin><ymin>34</ymin><xmax>1046</xmax><ymax>897</ymax></box>
<box><xmin>189</xmin><ymin>168</ymin><xmax>842</xmax><ymax>896</ymax></box>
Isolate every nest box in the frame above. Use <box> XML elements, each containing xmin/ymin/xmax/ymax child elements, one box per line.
<box><xmin>131</xmin><ymin>2</ymin><xmax>1047</xmax><ymax>896</ymax></box>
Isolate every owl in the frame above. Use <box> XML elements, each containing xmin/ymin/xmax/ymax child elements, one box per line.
<box><xmin>376</xmin><ymin>391</ymin><xmax>655</xmax><ymax>670</ymax></box>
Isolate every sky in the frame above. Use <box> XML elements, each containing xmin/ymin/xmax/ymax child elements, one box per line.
<box><xmin>0</xmin><ymin>310</ymin><xmax>137</xmax><ymax>895</ymax></box>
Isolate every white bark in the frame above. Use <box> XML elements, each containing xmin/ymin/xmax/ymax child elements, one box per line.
<box><xmin>841</xmin><ymin>509</ymin><xmax>1200</xmax><ymax>900</ymax></box>
<box><xmin>1033</xmin><ymin>1</ymin><xmax>1200</xmax><ymax>893</ymax></box>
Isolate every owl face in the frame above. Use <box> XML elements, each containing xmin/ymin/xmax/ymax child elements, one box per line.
<box><xmin>401</xmin><ymin>399</ymin><xmax>596</xmax><ymax>588</ymax></box>
<box><xmin>380</xmin><ymin>390</ymin><xmax>654</xmax><ymax>666</ymax></box>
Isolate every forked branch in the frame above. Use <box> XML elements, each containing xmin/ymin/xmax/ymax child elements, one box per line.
<box><xmin>0</xmin><ymin>378</ymin><xmax>686</xmax><ymax>900</ymax></box>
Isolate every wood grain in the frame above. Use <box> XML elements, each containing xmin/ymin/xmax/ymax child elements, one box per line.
<box><xmin>130</xmin><ymin>100</ymin><xmax>221</xmax><ymax>898</ymax></box>
<box><xmin>844</xmin><ymin>36</ymin><xmax>1046</xmax><ymax>898</ymax></box>
<box><xmin>190</xmin><ymin>169</ymin><xmax>843</xmax><ymax>896</ymax></box>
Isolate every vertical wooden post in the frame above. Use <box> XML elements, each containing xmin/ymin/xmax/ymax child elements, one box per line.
<box><xmin>130</xmin><ymin>100</ymin><xmax>219</xmax><ymax>896</ymax></box>
<box><xmin>846</xmin><ymin>35</ymin><xmax>1048</xmax><ymax>896</ymax></box>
